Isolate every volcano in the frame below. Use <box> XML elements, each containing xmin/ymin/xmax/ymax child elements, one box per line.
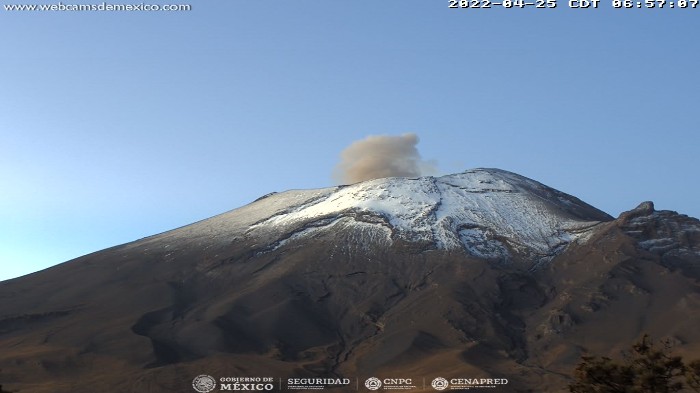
<box><xmin>1</xmin><ymin>168</ymin><xmax>699</xmax><ymax>392</ymax></box>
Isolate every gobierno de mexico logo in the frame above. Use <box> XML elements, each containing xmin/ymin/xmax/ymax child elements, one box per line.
<box><xmin>192</xmin><ymin>375</ymin><xmax>217</xmax><ymax>393</ymax></box>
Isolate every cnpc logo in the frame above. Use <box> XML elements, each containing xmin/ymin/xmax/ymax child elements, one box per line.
<box><xmin>365</xmin><ymin>378</ymin><xmax>382</xmax><ymax>390</ymax></box>
<box><xmin>364</xmin><ymin>377</ymin><xmax>415</xmax><ymax>391</ymax></box>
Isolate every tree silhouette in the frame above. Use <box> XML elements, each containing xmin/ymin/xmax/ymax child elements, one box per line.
<box><xmin>570</xmin><ymin>335</ymin><xmax>700</xmax><ymax>393</ymax></box>
<box><xmin>686</xmin><ymin>360</ymin><xmax>700</xmax><ymax>392</ymax></box>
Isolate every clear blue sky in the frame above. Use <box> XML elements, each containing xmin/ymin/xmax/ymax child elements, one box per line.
<box><xmin>1</xmin><ymin>1</ymin><xmax>698</xmax><ymax>281</ymax></box>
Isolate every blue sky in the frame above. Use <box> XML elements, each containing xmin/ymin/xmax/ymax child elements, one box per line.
<box><xmin>1</xmin><ymin>1</ymin><xmax>698</xmax><ymax>281</ymax></box>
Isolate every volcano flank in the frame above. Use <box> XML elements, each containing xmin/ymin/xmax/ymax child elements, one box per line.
<box><xmin>1</xmin><ymin>168</ymin><xmax>699</xmax><ymax>392</ymax></box>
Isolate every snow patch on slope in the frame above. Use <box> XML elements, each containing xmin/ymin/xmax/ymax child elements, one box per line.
<box><xmin>249</xmin><ymin>169</ymin><xmax>606</xmax><ymax>263</ymax></box>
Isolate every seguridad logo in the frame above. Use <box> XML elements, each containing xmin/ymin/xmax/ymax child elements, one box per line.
<box><xmin>286</xmin><ymin>377</ymin><xmax>352</xmax><ymax>391</ymax></box>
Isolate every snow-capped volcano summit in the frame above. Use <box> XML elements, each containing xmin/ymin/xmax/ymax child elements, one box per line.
<box><xmin>2</xmin><ymin>168</ymin><xmax>699</xmax><ymax>393</ymax></box>
<box><xmin>169</xmin><ymin>168</ymin><xmax>613</xmax><ymax>267</ymax></box>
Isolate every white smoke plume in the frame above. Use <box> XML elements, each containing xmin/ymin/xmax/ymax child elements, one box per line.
<box><xmin>333</xmin><ymin>133</ymin><xmax>437</xmax><ymax>184</ymax></box>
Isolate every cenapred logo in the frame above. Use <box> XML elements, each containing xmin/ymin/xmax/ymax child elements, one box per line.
<box><xmin>365</xmin><ymin>377</ymin><xmax>382</xmax><ymax>390</ymax></box>
<box><xmin>431</xmin><ymin>377</ymin><xmax>509</xmax><ymax>390</ymax></box>
<box><xmin>431</xmin><ymin>377</ymin><xmax>449</xmax><ymax>391</ymax></box>
<box><xmin>192</xmin><ymin>375</ymin><xmax>217</xmax><ymax>393</ymax></box>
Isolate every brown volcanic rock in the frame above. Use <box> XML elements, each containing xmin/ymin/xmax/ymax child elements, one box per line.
<box><xmin>522</xmin><ymin>202</ymin><xmax>700</xmax><ymax>389</ymax></box>
<box><xmin>1</xmin><ymin>170</ymin><xmax>699</xmax><ymax>393</ymax></box>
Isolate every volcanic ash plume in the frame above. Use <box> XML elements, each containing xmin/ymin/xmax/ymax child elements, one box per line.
<box><xmin>333</xmin><ymin>133</ymin><xmax>436</xmax><ymax>184</ymax></box>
